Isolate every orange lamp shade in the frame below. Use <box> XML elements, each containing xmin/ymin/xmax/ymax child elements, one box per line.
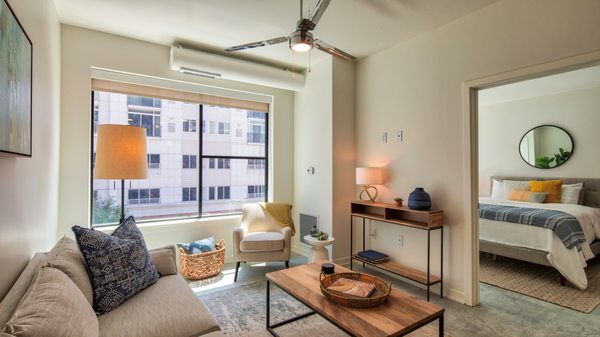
<box><xmin>356</xmin><ymin>167</ymin><xmax>382</xmax><ymax>185</ymax></box>
<box><xmin>94</xmin><ymin>125</ymin><xmax>148</xmax><ymax>180</ymax></box>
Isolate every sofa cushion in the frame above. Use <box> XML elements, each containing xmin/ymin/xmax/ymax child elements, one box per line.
<box><xmin>1</xmin><ymin>267</ymin><xmax>98</xmax><ymax>337</ymax></box>
<box><xmin>0</xmin><ymin>254</ymin><xmax>47</xmax><ymax>329</ymax></box>
<box><xmin>45</xmin><ymin>236</ymin><xmax>94</xmax><ymax>305</ymax></box>
<box><xmin>240</xmin><ymin>232</ymin><xmax>284</xmax><ymax>252</ymax></box>
<box><xmin>149</xmin><ymin>245</ymin><xmax>178</xmax><ymax>276</ymax></box>
<box><xmin>98</xmin><ymin>274</ymin><xmax>221</xmax><ymax>337</ymax></box>
<box><xmin>72</xmin><ymin>216</ymin><xmax>159</xmax><ymax>314</ymax></box>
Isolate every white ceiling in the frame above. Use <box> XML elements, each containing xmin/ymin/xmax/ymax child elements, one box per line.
<box><xmin>479</xmin><ymin>64</ymin><xmax>600</xmax><ymax>107</ymax></box>
<box><xmin>53</xmin><ymin>0</ymin><xmax>499</xmax><ymax>68</ymax></box>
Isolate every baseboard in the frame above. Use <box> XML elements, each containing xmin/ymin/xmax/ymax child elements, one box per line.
<box><xmin>333</xmin><ymin>256</ymin><xmax>351</xmax><ymax>266</ymax></box>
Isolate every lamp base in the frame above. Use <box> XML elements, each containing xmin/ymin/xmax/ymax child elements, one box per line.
<box><xmin>359</xmin><ymin>185</ymin><xmax>378</xmax><ymax>203</ymax></box>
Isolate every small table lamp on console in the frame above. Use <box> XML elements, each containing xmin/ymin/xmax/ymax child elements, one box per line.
<box><xmin>94</xmin><ymin>124</ymin><xmax>148</xmax><ymax>223</ymax></box>
<box><xmin>356</xmin><ymin>167</ymin><xmax>382</xmax><ymax>202</ymax></box>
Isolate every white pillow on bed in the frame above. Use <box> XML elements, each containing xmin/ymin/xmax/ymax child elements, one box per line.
<box><xmin>561</xmin><ymin>183</ymin><xmax>584</xmax><ymax>204</ymax></box>
<box><xmin>490</xmin><ymin>180</ymin><xmax>504</xmax><ymax>200</ymax></box>
<box><xmin>502</xmin><ymin>180</ymin><xmax>530</xmax><ymax>199</ymax></box>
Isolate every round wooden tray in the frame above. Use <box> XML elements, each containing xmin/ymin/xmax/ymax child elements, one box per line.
<box><xmin>320</xmin><ymin>272</ymin><xmax>391</xmax><ymax>308</ymax></box>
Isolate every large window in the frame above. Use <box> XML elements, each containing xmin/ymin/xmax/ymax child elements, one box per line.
<box><xmin>91</xmin><ymin>91</ymin><xmax>268</xmax><ymax>226</ymax></box>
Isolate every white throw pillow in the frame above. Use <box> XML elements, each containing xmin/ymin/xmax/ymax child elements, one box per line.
<box><xmin>561</xmin><ymin>183</ymin><xmax>584</xmax><ymax>204</ymax></box>
<box><xmin>490</xmin><ymin>180</ymin><xmax>504</xmax><ymax>200</ymax></box>
<box><xmin>502</xmin><ymin>180</ymin><xmax>530</xmax><ymax>199</ymax></box>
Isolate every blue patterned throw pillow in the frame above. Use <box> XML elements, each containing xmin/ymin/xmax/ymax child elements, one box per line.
<box><xmin>72</xmin><ymin>216</ymin><xmax>159</xmax><ymax>315</ymax></box>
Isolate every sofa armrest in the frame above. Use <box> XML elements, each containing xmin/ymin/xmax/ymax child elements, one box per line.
<box><xmin>149</xmin><ymin>245</ymin><xmax>178</xmax><ymax>276</ymax></box>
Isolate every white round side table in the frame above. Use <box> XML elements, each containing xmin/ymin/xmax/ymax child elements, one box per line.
<box><xmin>303</xmin><ymin>235</ymin><xmax>335</xmax><ymax>263</ymax></box>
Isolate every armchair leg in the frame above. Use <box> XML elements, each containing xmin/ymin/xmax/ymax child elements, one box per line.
<box><xmin>285</xmin><ymin>261</ymin><xmax>289</xmax><ymax>269</ymax></box>
<box><xmin>234</xmin><ymin>262</ymin><xmax>241</xmax><ymax>282</ymax></box>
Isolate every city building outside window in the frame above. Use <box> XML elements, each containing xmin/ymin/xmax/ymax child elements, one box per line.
<box><xmin>91</xmin><ymin>91</ymin><xmax>268</xmax><ymax>226</ymax></box>
<box><xmin>182</xmin><ymin>187</ymin><xmax>197</xmax><ymax>202</ymax></box>
<box><xmin>183</xmin><ymin>119</ymin><xmax>197</xmax><ymax>132</ymax></box>
<box><xmin>247</xmin><ymin>185</ymin><xmax>265</xmax><ymax>198</ymax></box>
<box><xmin>183</xmin><ymin>155</ymin><xmax>197</xmax><ymax>169</ymax></box>
<box><xmin>128</xmin><ymin>188</ymin><xmax>160</xmax><ymax>204</ymax></box>
<box><xmin>147</xmin><ymin>154</ymin><xmax>160</xmax><ymax>169</ymax></box>
<box><xmin>218</xmin><ymin>122</ymin><xmax>230</xmax><ymax>135</ymax></box>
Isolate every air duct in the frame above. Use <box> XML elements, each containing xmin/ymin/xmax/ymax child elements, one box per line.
<box><xmin>169</xmin><ymin>45</ymin><xmax>305</xmax><ymax>91</ymax></box>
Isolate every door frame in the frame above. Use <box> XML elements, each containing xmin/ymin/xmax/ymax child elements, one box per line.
<box><xmin>462</xmin><ymin>49</ymin><xmax>600</xmax><ymax>306</ymax></box>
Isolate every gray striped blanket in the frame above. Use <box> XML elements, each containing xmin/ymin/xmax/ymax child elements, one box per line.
<box><xmin>479</xmin><ymin>204</ymin><xmax>586</xmax><ymax>251</ymax></box>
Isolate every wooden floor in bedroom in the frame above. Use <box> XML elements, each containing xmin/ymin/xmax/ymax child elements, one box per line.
<box><xmin>191</xmin><ymin>254</ymin><xmax>600</xmax><ymax>337</ymax></box>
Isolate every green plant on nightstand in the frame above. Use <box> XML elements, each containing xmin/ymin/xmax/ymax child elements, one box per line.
<box><xmin>393</xmin><ymin>197</ymin><xmax>403</xmax><ymax>207</ymax></box>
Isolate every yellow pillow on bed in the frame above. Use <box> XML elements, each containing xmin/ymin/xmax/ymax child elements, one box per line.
<box><xmin>529</xmin><ymin>180</ymin><xmax>563</xmax><ymax>203</ymax></box>
<box><xmin>508</xmin><ymin>189</ymin><xmax>548</xmax><ymax>203</ymax></box>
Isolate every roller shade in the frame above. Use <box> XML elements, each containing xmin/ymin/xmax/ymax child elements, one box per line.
<box><xmin>91</xmin><ymin>78</ymin><xmax>269</xmax><ymax>113</ymax></box>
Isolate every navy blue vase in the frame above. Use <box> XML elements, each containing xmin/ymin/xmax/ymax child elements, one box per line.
<box><xmin>408</xmin><ymin>187</ymin><xmax>431</xmax><ymax>210</ymax></box>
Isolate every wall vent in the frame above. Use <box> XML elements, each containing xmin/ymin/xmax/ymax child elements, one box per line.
<box><xmin>299</xmin><ymin>213</ymin><xmax>319</xmax><ymax>244</ymax></box>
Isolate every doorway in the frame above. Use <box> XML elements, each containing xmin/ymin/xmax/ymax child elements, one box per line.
<box><xmin>463</xmin><ymin>50</ymin><xmax>600</xmax><ymax>306</ymax></box>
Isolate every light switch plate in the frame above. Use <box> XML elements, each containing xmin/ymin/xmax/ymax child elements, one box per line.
<box><xmin>381</xmin><ymin>131</ymin><xmax>388</xmax><ymax>143</ymax></box>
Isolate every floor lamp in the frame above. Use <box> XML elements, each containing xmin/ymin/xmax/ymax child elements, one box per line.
<box><xmin>94</xmin><ymin>124</ymin><xmax>148</xmax><ymax>223</ymax></box>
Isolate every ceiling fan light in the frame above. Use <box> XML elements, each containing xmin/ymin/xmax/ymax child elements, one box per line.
<box><xmin>291</xmin><ymin>42</ymin><xmax>312</xmax><ymax>52</ymax></box>
<box><xmin>289</xmin><ymin>31</ymin><xmax>313</xmax><ymax>53</ymax></box>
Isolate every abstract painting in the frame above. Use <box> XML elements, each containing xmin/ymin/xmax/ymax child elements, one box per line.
<box><xmin>0</xmin><ymin>0</ymin><xmax>32</xmax><ymax>156</ymax></box>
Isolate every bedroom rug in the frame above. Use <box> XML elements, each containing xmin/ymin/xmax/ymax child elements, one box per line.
<box><xmin>480</xmin><ymin>254</ymin><xmax>600</xmax><ymax>313</ymax></box>
<box><xmin>197</xmin><ymin>280</ymin><xmax>449</xmax><ymax>337</ymax></box>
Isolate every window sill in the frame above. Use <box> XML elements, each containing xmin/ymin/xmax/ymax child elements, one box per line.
<box><xmin>96</xmin><ymin>213</ymin><xmax>242</xmax><ymax>233</ymax></box>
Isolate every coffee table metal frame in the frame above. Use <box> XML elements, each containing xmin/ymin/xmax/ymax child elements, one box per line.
<box><xmin>265</xmin><ymin>279</ymin><xmax>444</xmax><ymax>337</ymax></box>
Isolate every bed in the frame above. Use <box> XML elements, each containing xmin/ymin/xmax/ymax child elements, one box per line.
<box><xmin>479</xmin><ymin>176</ymin><xmax>600</xmax><ymax>290</ymax></box>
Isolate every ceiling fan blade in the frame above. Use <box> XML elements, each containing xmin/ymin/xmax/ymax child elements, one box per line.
<box><xmin>309</xmin><ymin>0</ymin><xmax>331</xmax><ymax>26</ymax></box>
<box><xmin>314</xmin><ymin>39</ymin><xmax>356</xmax><ymax>61</ymax></box>
<box><xmin>225</xmin><ymin>36</ymin><xmax>288</xmax><ymax>52</ymax></box>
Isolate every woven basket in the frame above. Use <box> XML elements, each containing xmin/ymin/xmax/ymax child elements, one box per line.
<box><xmin>179</xmin><ymin>239</ymin><xmax>225</xmax><ymax>280</ymax></box>
<box><xmin>320</xmin><ymin>272</ymin><xmax>391</xmax><ymax>308</ymax></box>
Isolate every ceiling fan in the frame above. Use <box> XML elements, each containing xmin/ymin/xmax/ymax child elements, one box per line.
<box><xmin>225</xmin><ymin>0</ymin><xmax>356</xmax><ymax>61</ymax></box>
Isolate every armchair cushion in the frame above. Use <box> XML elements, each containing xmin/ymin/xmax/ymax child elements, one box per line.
<box><xmin>240</xmin><ymin>232</ymin><xmax>284</xmax><ymax>252</ymax></box>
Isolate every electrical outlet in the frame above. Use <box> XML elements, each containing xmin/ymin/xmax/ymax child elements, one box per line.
<box><xmin>369</xmin><ymin>223</ymin><xmax>376</xmax><ymax>237</ymax></box>
<box><xmin>381</xmin><ymin>131</ymin><xmax>387</xmax><ymax>143</ymax></box>
<box><xmin>396</xmin><ymin>235</ymin><xmax>404</xmax><ymax>246</ymax></box>
<box><xmin>396</xmin><ymin>130</ymin><xmax>403</xmax><ymax>142</ymax></box>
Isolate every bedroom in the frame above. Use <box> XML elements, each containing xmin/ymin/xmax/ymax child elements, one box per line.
<box><xmin>477</xmin><ymin>64</ymin><xmax>600</xmax><ymax>313</ymax></box>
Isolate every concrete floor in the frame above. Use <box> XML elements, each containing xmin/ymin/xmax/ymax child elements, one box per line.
<box><xmin>192</xmin><ymin>254</ymin><xmax>600</xmax><ymax>337</ymax></box>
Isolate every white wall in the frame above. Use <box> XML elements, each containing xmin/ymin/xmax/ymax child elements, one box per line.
<box><xmin>0</xmin><ymin>0</ymin><xmax>61</xmax><ymax>299</ymax></box>
<box><xmin>58</xmin><ymin>25</ymin><xmax>294</xmax><ymax>261</ymax></box>
<box><xmin>355</xmin><ymin>0</ymin><xmax>600</xmax><ymax>303</ymax></box>
<box><xmin>293</xmin><ymin>58</ymin><xmax>355</xmax><ymax>261</ymax></box>
<box><xmin>293</xmin><ymin>59</ymin><xmax>333</xmax><ymax>255</ymax></box>
<box><xmin>479</xmin><ymin>86</ymin><xmax>600</xmax><ymax>196</ymax></box>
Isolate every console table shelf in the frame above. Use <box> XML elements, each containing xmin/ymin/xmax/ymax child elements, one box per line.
<box><xmin>350</xmin><ymin>201</ymin><xmax>444</xmax><ymax>301</ymax></box>
<box><xmin>352</xmin><ymin>255</ymin><xmax>442</xmax><ymax>286</ymax></box>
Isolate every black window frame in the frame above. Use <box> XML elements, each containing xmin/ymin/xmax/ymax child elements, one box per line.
<box><xmin>90</xmin><ymin>91</ymin><xmax>269</xmax><ymax>227</ymax></box>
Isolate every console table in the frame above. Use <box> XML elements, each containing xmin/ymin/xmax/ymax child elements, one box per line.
<box><xmin>350</xmin><ymin>201</ymin><xmax>444</xmax><ymax>301</ymax></box>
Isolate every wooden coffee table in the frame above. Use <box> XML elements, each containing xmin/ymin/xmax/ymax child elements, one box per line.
<box><xmin>266</xmin><ymin>262</ymin><xmax>444</xmax><ymax>337</ymax></box>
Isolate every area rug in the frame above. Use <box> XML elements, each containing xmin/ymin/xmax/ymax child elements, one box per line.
<box><xmin>480</xmin><ymin>254</ymin><xmax>600</xmax><ymax>313</ymax></box>
<box><xmin>198</xmin><ymin>280</ymin><xmax>447</xmax><ymax>337</ymax></box>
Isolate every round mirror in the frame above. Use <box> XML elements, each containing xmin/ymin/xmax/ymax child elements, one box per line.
<box><xmin>519</xmin><ymin>125</ymin><xmax>573</xmax><ymax>169</ymax></box>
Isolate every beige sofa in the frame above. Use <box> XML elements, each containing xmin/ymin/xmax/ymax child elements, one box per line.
<box><xmin>0</xmin><ymin>238</ymin><xmax>225</xmax><ymax>337</ymax></box>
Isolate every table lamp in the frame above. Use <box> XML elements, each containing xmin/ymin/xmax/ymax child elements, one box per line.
<box><xmin>95</xmin><ymin>124</ymin><xmax>148</xmax><ymax>223</ymax></box>
<box><xmin>356</xmin><ymin>167</ymin><xmax>382</xmax><ymax>202</ymax></box>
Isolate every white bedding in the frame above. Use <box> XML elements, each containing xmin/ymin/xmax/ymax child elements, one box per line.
<box><xmin>479</xmin><ymin>197</ymin><xmax>600</xmax><ymax>290</ymax></box>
